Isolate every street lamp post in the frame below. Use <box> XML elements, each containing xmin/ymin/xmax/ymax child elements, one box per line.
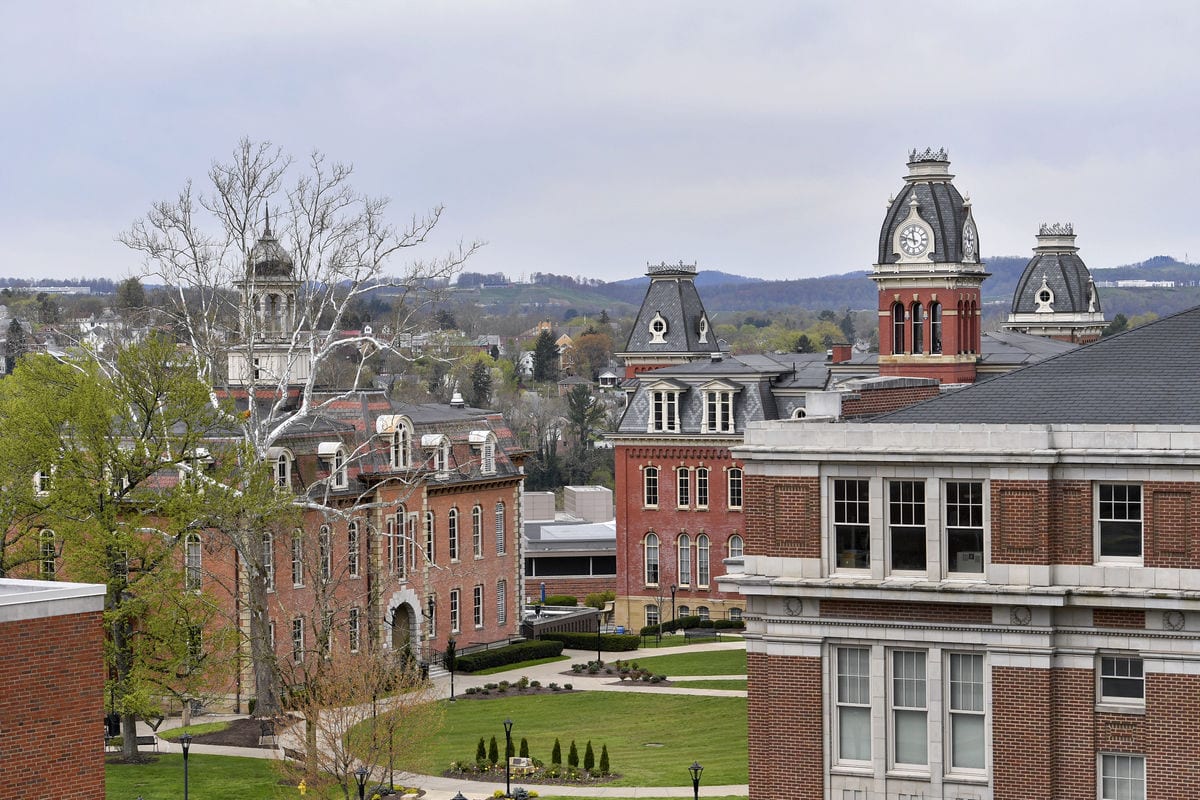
<box><xmin>689</xmin><ymin>760</ymin><xmax>704</xmax><ymax>800</ymax></box>
<box><xmin>446</xmin><ymin>636</ymin><xmax>457</xmax><ymax>702</ymax></box>
<box><xmin>670</xmin><ymin>583</ymin><xmax>678</xmax><ymax>630</ymax></box>
<box><xmin>354</xmin><ymin>765</ymin><xmax>369</xmax><ymax>800</ymax></box>
<box><xmin>596</xmin><ymin>614</ymin><xmax>602</xmax><ymax>665</ymax></box>
<box><xmin>180</xmin><ymin>733</ymin><xmax>192</xmax><ymax>800</ymax></box>
<box><xmin>503</xmin><ymin>717</ymin><xmax>514</xmax><ymax>797</ymax></box>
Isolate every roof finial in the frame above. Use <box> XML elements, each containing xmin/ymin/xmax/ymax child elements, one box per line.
<box><xmin>264</xmin><ymin>202</ymin><xmax>272</xmax><ymax>236</ymax></box>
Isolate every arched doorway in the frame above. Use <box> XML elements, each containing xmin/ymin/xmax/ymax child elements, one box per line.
<box><xmin>389</xmin><ymin>603</ymin><xmax>414</xmax><ymax>652</ymax></box>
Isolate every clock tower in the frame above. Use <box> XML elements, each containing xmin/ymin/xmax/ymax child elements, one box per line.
<box><xmin>872</xmin><ymin>149</ymin><xmax>988</xmax><ymax>384</ymax></box>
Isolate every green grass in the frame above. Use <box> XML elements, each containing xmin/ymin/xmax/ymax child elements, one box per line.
<box><xmin>158</xmin><ymin>720</ymin><xmax>232</xmax><ymax>740</ymax></box>
<box><xmin>671</xmin><ymin>679</ymin><xmax>747</xmax><ymax>690</ymax></box>
<box><xmin>619</xmin><ymin>649</ymin><xmax>746</xmax><ymax>677</ymax></box>
<box><xmin>106</xmin><ymin>753</ymin><xmax>284</xmax><ymax>800</ymax></box>
<box><xmin>468</xmin><ymin>654</ymin><xmax>570</xmax><ymax>675</ymax></box>
<box><xmin>358</xmin><ymin>692</ymin><xmax>747</xmax><ymax>787</ymax></box>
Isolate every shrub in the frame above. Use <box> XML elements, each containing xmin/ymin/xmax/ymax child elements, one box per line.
<box><xmin>519</xmin><ymin>737</ymin><xmax>530</xmax><ymax>758</ymax></box>
<box><xmin>541</xmin><ymin>631</ymin><xmax>640</xmax><ymax>651</ymax></box>
<box><xmin>583</xmin><ymin>740</ymin><xmax>595</xmax><ymax>771</ymax></box>
<box><xmin>599</xmin><ymin>744</ymin><xmax>609</xmax><ymax>774</ymax></box>
<box><xmin>476</xmin><ymin>737</ymin><xmax>487</xmax><ymax>763</ymax></box>
<box><xmin>455</xmin><ymin>640</ymin><xmax>565</xmax><ymax>673</ymax></box>
<box><xmin>551</xmin><ymin>738</ymin><xmax>562</xmax><ymax>766</ymax></box>
<box><xmin>530</xmin><ymin>680</ymin><xmax>541</xmax><ymax>688</ymax></box>
<box><xmin>564</xmin><ymin>683</ymin><xmax>573</xmax><ymax>690</ymax></box>
<box><xmin>488</xmin><ymin>735</ymin><xmax>499</xmax><ymax>765</ymax></box>
<box><xmin>568</xmin><ymin>740</ymin><xmax>579</xmax><ymax>768</ymax></box>
<box><xmin>516</xmin><ymin>676</ymin><xmax>530</xmax><ymax>689</ymax></box>
<box><xmin>584</xmin><ymin>589</ymin><xmax>616</xmax><ymax>609</ymax></box>
<box><xmin>548</xmin><ymin>682</ymin><xmax>559</xmax><ymax>691</ymax></box>
<box><xmin>544</xmin><ymin>594</ymin><xmax>578</xmax><ymax>606</ymax></box>
<box><xmin>571</xmin><ymin>663</ymin><xmax>584</xmax><ymax>673</ymax></box>
<box><xmin>713</xmin><ymin>618</ymin><xmax>746</xmax><ymax>630</ymax></box>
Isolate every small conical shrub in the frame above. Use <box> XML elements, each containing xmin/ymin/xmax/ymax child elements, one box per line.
<box><xmin>551</xmin><ymin>738</ymin><xmax>562</xmax><ymax>765</ymax></box>
<box><xmin>475</xmin><ymin>737</ymin><xmax>487</xmax><ymax>764</ymax></box>
<box><xmin>519</xmin><ymin>737</ymin><xmax>530</xmax><ymax>758</ymax></box>
<box><xmin>506</xmin><ymin>735</ymin><xmax>515</xmax><ymax>760</ymax></box>
<box><xmin>599</xmin><ymin>744</ymin><xmax>609</xmax><ymax>774</ymax></box>
<box><xmin>583</xmin><ymin>740</ymin><xmax>595</xmax><ymax>771</ymax></box>
<box><xmin>568</xmin><ymin>740</ymin><xmax>579</xmax><ymax>768</ymax></box>
<box><xmin>488</xmin><ymin>735</ymin><xmax>499</xmax><ymax>765</ymax></box>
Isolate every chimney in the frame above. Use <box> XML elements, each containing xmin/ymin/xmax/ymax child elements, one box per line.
<box><xmin>449</xmin><ymin>391</ymin><xmax>466</xmax><ymax>408</ymax></box>
<box><xmin>830</xmin><ymin>343</ymin><xmax>853</xmax><ymax>364</ymax></box>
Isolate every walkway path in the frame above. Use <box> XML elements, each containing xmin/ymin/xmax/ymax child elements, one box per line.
<box><xmin>145</xmin><ymin>639</ymin><xmax>750</xmax><ymax>800</ymax></box>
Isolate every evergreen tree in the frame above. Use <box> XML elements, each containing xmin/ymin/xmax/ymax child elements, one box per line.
<box><xmin>1103</xmin><ymin>313</ymin><xmax>1129</xmax><ymax>337</ymax></box>
<box><xmin>468</xmin><ymin>359</ymin><xmax>493</xmax><ymax>408</ymax></box>
<box><xmin>488</xmin><ymin>735</ymin><xmax>499</xmax><ymax>765</ymax></box>
<box><xmin>565</xmin><ymin>383</ymin><xmax>605</xmax><ymax>450</ymax></box>
<box><xmin>5</xmin><ymin>318</ymin><xmax>28</xmax><ymax>374</ymax></box>
<box><xmin>568</xmin><ymin>740</ymin><xmax>579</xmax><ymax>768</ymax></box>
<box><xmin>532</xmin><ymin>329</ymin><xmax>559</xmax><ymax>382</ymax></box>
<box><xmin>115</xmin><ymin>277</ymin><xmax>146</xmax><ymax>312</ymax></box>
<box><xmin>839</xmin><ymin>310</ymin><xmax>855</xmax><ymax>342</ymax></box>
<box><xmin>584</xmin><ymin>740</ymin><xmax>595</xmax><ymax>771</ymax></box>
<box><xmin>506</xmin><ymin>733</ymin><xmax>515</xmax><ymax>760</ymax></box>
<box><xmin>599</xmin><ymin>744</ymin><xmax>609</xmax><ymax>774</ymax></box>
<box><xmin>551</xmin><ymin>738</ymin><xmax>562</xmax><ymax>765</ymax></box>
<box><xmin>519</xmin><ymin>737</ymin><xmax>530</xmax><ymax>758</ymax></box>
<box><xmin>476</xmin><ymin>737</ymin><xmax>487</xmax><ymax>764</ymax></box>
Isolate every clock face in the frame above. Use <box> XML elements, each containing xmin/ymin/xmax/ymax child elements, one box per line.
<box><xmin>899</xmin><ymin>223</ymin><xmax>929</xmax><ymax>256</ymax></box>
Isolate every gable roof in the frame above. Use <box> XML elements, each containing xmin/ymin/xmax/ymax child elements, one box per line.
<box><xmin>879</xmin><ymin>306</ymin><xmax>1200</xmax><ymax>425</ymax></box>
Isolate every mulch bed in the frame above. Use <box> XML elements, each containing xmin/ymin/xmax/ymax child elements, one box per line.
<box><xmin>185</xmin><ymin>715</ymin><xmax>299</xmax><ymax>747</ymax></box>
<box><xmin>453</xmin><ymin>685</ymin><xmax>578</xmax><ymax>701</ymax></box>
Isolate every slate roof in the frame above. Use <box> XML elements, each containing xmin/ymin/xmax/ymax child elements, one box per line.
<box><xmin>622</xmin><ymin>266</ymin><xmax>717</xmax><ymax>355</ymax></box>
<box><xmin>877</xmin><ymin>178</ymin><xmax>974</xmax><ymax>265</ymax></box>
<box><xmin>1010</xmin><ymin>250</ymin><xmax>1100</xmax><ymax>315</ymax></box>
<box><xmin>879</xmin><ymin>305</ymin><xmax>1200</xmax><ymax>425</ymax></box>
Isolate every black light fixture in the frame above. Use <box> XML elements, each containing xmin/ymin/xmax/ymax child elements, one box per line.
<box><xmin>180</xmin><ymin>733</ymin><xmax>193</xmax><ymax>800</ymax></box>
<box><xmin>503</xmin><ymin>717</ymin><xmax>514</xmax><ymax>797</ymax></box>
<box><xmin>354</xmin><ymin>765</ymin><xmax>369</xmax><ymax>800</ymax></box>
<box><xmin>670</xmin><ymin>583</ymin><xmax>678</xmax><ymax>628</ymax></box>
<box><xmin>447</xmin><ymin>636</ymin><xmax>457</xmax><ymax>702</ymax></box>
<box><xmin>452</xmin><ymin>793</ymin><xmax>468</xmax><ymax>800</ymax></box>
<box><xmin>689</xmin><ymin>760</ymin><xmax>704</xmax><ymax>800</ymax></box>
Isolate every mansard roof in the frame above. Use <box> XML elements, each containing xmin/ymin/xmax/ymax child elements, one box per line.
<box><xmin>880</xmin><ymin>305</ymin><xmax>1200</xmax><ymax>425</ymax></box>
<box><xmin>622</xmin><ymin>262</ymin><xmax>718</xmax><ymax>355</ymax></box>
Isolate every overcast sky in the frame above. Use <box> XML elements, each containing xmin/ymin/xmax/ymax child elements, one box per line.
<box><xmin>3</xmin><ymin>1</ymin><xmax>1199</xmax><ymax>284</ymax></box>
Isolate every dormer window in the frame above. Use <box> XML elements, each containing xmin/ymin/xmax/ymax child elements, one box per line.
<box><xmin>1035</xmin><ymin>276</ymin><xmax>1055</xmax><ymax>312</ymax></box>
<box><xmin>268</xmin><ymin>447</ymin><xmax>294</xmax><ymax>490</ymax></box>
<box><xmin>700</xmin><ymin>380</ymin><xmax>740</xmax><ymax>434</ymax></box>
<box><xmin>470</xmin><ymin>430</ymin><xmax>498</xmax><ymax>475</ymax></box>
<box><xmin>648</xmin><ymin>311</ymin><xmax>669</xmax><ymax>344</ymax></box>
<box><xmin>422</xmin><ymin>434</ymin><xmax>451</xmax><ymax>476</ymax></box>
<box><xmin>698</xmin><ymin>315</ymin><xmax>710</xmax><ymax>344</ymax></box>
<box><xmin>33</xmin><ymin>468</ymin><xmax>52</xmax><ymax>496</ymax></box>
<box><xmin>379</xmin><ymin>415</ymin><xmax>413</xmax><ymax>469</ymax></box>
<box><xmin>317</xmin><ymin>442</ymin><xmax>348</xmax><ymax>490</ymax></box>
<box><xmin>646</xmin><ymin>379</ymin><xmax>686</xmax><ymax>434</ymax></box>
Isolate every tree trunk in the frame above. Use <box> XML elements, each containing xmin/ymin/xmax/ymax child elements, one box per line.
<box><xmin>246</xmin><ymin>567</ymin><xmax>282</xmax><ymax>716</ymax></box>
<box><xmin>112</xmin><ymin>610</ymin><xmax>139</xmax><ymax>760</ymax></box>
<box><xmin>305</xmin><ymin>706</ymin><xmax>320</xmax><ymax>780</ymax></box>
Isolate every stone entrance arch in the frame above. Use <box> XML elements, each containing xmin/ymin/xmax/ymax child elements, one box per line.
<box><xmin>389</xmin><ymin>603</ymin><xmax>414</xmax><ymax>651</ymax></box>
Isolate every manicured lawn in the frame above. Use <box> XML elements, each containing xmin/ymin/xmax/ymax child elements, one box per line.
<box><xmin>619</xmin><ymin>649</ymin><xmax>746</xmax><ymax>677</ymax></box>
<box><xmin>158</xmin><ymin>720</ymin><xmax>232</xmax><ymax>740</ymax></box>
<box><xmin>468</xmin><ymin>654</ymin><xmax>570</xmax><ymax>675</ymax></box>
<box><xmin>361</xmin><ymin>692</ymin><xmax>747</xmax><ymax>787</ymax></box>
<box><xmin>106</xmin><ymin>753</ymin><xmax>283</xmax><ymax>800</ymax></box>
<box><xmin>671</xmin><ymin>679</ymin><xmax>747</xmax><ymax>690</ymax></box>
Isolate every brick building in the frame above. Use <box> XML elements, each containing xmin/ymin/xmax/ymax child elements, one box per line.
<box><xmin>0</xmin><ymin>579</ymin><xmax>105</xmax><ymax>800</ymax></box>
<box><xmin>721</xmin><ymin>307</ymin><xmax>1200</xmax><ymax>800</ymax></box>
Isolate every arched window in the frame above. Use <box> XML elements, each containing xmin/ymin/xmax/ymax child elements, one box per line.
<box><xmin>911</xmin><ymin>302</ymin><xmax>924</xmax><ymax>354</ymax></box>
<box><xmin>678</xmin><ymin>605</ymin><xmax>691</xmax><ymax>619</ymax></box>
<box><xmin>40</xmin><ymin>529</ymin><xmax>56</xmax><ymax>578</ymax></box>
<box><xmin>276</xmin><ymin>452</ymin><xmax>291</xmax><ymax>489</ymax></box>
<box><xmin>644</xmin><ymin>466</ymin><xmax>659</xmax><ymax>508</ymax></box>
<box><xmin>645</xmin><ymin>604</ymin><xmax>660</xmax><ymax>627</ymax></box>
<box><xmin>495</xmin><ymin>502</ymin><xmax>507</xmax><ymax>554</ymax></box>
<box><xmin>644</xmin><ymin>533</ymin><xmax>660</xmax><ymax>585</ymax></box>
<box><xmin>496</xmin><ymin>579</ymin><xmax>508</xmax><ymax>625</ymax></box>
<box><xmin>892</xmin><ymin>302</ymin><xmax>905</xmax><ymax>354</ymax></box>
<box><xmin>728</xmin><ymin>534</ymin><xmax>744</xmax><ymax>559</ymax></box>
<box><xmin>929</xmin><ymin>302</ymin><xmax>943</xmax><ymax>354</ymax></box>
<box><xmin>391</xmin><ymin>426</ymin><xmax>411</xmax><ymax>469</ymax></box>
<box><xmin>347</xmin><ymin>520</ymin><xmax>360</xmax><ymax>578</ymax></box>
<box><xmin>185</xmin><ymin>533</ymin><xmax>203</xmax><ymax>591</ymax></box>
<box><xmin>472</xmin><ymin>505</ymin><xmax>483</xmax><ymax>557</ymax></box>
<box><xmin>729</xmin><ymin>607</ymin><xmax>743</xmax><ymax>622</ymax></box>
<box><xmin>319</xmin><ymin>525</ymin><xmax>331</xmax><ymax>582</ymax></box>
<box><xmin>425</xmin><ymin>511</ymin><xmax>435</xmax><ymax>565</ymax></box>
<box><xmin>728</xmin><ymin>468</ymin><xmax>743</xmax><ymax>510</ymax></box>
<box><xmin>696</xmin><ymin>468</ymin><xmax>709</xmax><ymax>509</ymax></box>
<box><xmin>448</xmin><ymin>508</ymin><xmax>460</xmax><ymax>561</ymax></box>
<box><xmin>697</xmin><ymin>534</ymin><xmax>711</xmax><ymax>587</ymax></box>
<box><xmin>262</xmin><ymin>532</ymin><xmax>275</xmax><ymax>591</ymax></box>
<box><xmin>677</xmin><ymin>534</ymin><xmax>692</xmax><ymax>586</ymax></box>
<box><xmin>697</xmin><ymin>606</ymin><xmax>710</xmax><ymax>622</ymax></box>
<box><xmin>291</xmin><ymin>530</ymin><xmax>304</xmax><ymax>587</ymax></box>
<box><xmin>481</xmin><ymin>439</ymin><xmax>496</xmax><ymax>475</ymax></box>
<box><xmin>957</xmin><ymin>300</ymin><xmax>966</xmax><ymax>353</ymax></box>
<box><xmin>676</xmin><ymin>467</ymin><xmax>690</xmax><ymax>508</ymax></box>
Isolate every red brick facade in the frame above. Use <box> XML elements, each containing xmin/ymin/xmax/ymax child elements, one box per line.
<box><xmin>743</xmin><ymin>475</ymin><xmax>820</xmax><ymax>557</ymax></box>
<box><xmin>746</xmin><ymin>652</ymin><xmax>822</xmax><ymax>800</ymax></box>
<box><xmin>0</xmin><ymin>606</ymin><xmax>104</xmax><ymax>800</ymax></box>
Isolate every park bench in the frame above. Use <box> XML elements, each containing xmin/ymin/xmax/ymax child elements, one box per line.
<box><xmin>104</xmin><ymin>733</ymin><xmax>159</xmax><ymax>753</ymax></box>
<box><xmin>683</xmin><ymin>627</ymin><xmax>718</xmax><ymax>640</ymax></box>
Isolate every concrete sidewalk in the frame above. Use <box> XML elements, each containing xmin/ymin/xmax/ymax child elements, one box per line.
<box><xmin>142</xmin><ymin>639</ymin><xmax>750</xmax><ymax>799</ymax></box>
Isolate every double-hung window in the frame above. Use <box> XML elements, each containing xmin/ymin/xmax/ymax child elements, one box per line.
<box><xmin>677</xmin><ymin>534</ymin><xmax>691</xmax><ymax>586</ymax></box>
<box><xmin>888</xmin><ymin>480</ymin><xmax>926</xmax><ymax>572</ymax></box>
<box><xmin>1097</xmin><ymin>484</ymin><xmax>1142</xmax><ymax>560</ymax></box>
<box><xmin>696</xmin><ymin>534</ymin><xmax>710</xmax><ymax>587</ymax></box>
<box><xmin>449</xmin><ymin>589</ymin><xmax>460</xmax><ymax>633</ymax></box>
<box><xmin>892</xmin><ymin>650</ymin><xmax>928</xmax><ymax>767</ymax></box>
<box><xmin>650</xmin><ymin>390</ymin><xmax>681</xmax><ymax>433</ymax></box>
<box><xmin>677</xmin><ymin>468</ymin><xmax>690</xmax><ymax>508</ymax></box>
<box><xmin>319</xmin><ymin>525</ymin><xmax>332</xmax><ymax>582</ymax></box>
<box><xmin>448</xmin><ymin>508</ymin><xmax>460</xmax><ymax>561</ymax></box>
<box><xmin>644</xmin><ymin>533</ymin><xmax>660</xmax><ymax>585</ymax></box>
<box><xmin>1100</xmin><ymin>754</ymin><xmax>1145</xmax><ymax>800</ymax></box>
<box><xmin>644</xmin><ymin>467</ymin><xmax>659</xmax><ymax>508</ymax></box>
<box><xmin>704</xmin><ymin>390</ymin><xmax>734</xmax><ymax>433</ymax></box>
<box><xmin>425</xmin><ymin>511</ymin><xmax>436</xmax><ymax>564</ymax></box>
<box><xmin>472</xmin><ymin>505</ymin><xmax>483</xmax><ymax>557</ymax></box>
<box><xmin>292</xmin><ymin>617</ymin><xmax>304</xmax><ymax>663</ymax></box>
<box><xmin>347</xmin><ymin>521</ymin><xmax>360</xmax><ymax>578</ymax></box>
<box><xmin>348</xmin><ymin>607</ymin><xmax>361</xmax><ymax>653</ymax></box>
<box><xmin>185</xmin><ymin>533</ymin><xmax>203</xmax><ymax>591</ymax></box>
<box><xmin>696</xmin><ymin>468</ymin><xmax>709</xmax><ymax>509</ymax></box>
<box><xmin>1099</xmin><ymin>655</ymin><xmax>1144</xmax><ymax>705</ymax></box>
<box><xmin>728</xmin><ymin>467</ymin><xmax>743</xmax><ymax>510</ymax></box>
<box><xmin>946</xmin><ymin>481</ymin><xmax>984</xmax><ymax>574</ymax></box>
<box><xmin>836</xmin><ymin>647</ymin><xmax>871</xmax><ymax>762</ymax></box>
<box><xmin>834</xmin><ymin>479</ymin><xmax>870</xmax><ymax>569</ymax></box>
<box><xmin>495</xmin><ymin>502</ymin><xmax>506</xmax><ymax>554</ymax></box>
<box><xmin>291</xmin><ymin>531</ymin><xmax>304</xmax><ymax>587</ymax></box>
<box><xmin>262</xmin><ymin>532</ymin><xmax>275</xmax><ymax>591</ymax></box>
<box><xmin>473</xmin><ymin>585</ymin><xmax>484</xmax><ymax>628</ymax></box>
<box><xmin>948</xmin><ymin>653</ymin><xmax>985</xmax><ymax>770</ymax></box>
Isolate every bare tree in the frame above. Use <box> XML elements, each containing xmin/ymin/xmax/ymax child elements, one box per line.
<box><xmin>121</xmin><ymin>138</ymin><xmax>481</xmax><ymax>716</ymax></box>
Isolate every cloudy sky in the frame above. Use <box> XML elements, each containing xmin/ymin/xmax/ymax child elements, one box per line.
<box><xmin>3</xmin><ymin>1</ymin><xmax>1199</xmax><ymax>284</ymax></box>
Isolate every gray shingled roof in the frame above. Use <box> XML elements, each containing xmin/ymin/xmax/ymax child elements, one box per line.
<box><xmin>623</xmin><ymin>272</ymin><xmax>716</xmax><ymax>354</ymax></box>
<box><xmin>879</xmin><ymin>306</ymin><xmax>1200</xmax><ymax>424</ymax></box>
<box><xmin>876</xmin><ymin>181</ymin><xmax>974</xmax><ymax>265</ymax></box>
<box><xmin>1010</xmin><ymin>250</ymin><xmax>1101</xmax><ymax>315</ymax></box>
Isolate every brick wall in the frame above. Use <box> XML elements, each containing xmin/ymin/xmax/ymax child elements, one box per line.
<box><xmin>1146</xmin><ymin>673</ymin><xmax>1200</xmax><ymax>799</ymax></box>
<box><xmin>1049</xmin><ymin>480</ymin><xmax>1092</xmax><ymax>564</ymax></box>
<box><xmin>743</xmin><ymin>475</ymin><xmax>820</xmax><ymax>558</ymax></box>
<box><xmin>819</xmin><ymin>598</ymin><xmax>990</xmax><ymax>624</ymax></box>
<box><xmin>992</xmin><ymin>480</ymin><xmax>1051</xmax><ymax>564</ymax></box>
<box><xmin>1051</xmin><ymin>667</ymin><xmax>1096</xmax><ymax>800</ymax></box>
<box><xmin>994</xmin><ymin>665</ymin><xmax>1054</xmax><ymax>799</ymax></box>
<box><xmin>531</xmin><ymin>576</ymin><xmax>616</xmax><ymax>602</ymax></box>
<box><xmin>747</xmin><ymin>652</ymin><xmax>822</xmax><ymax>800</ymax></box>
<box><xmin>1145</xmin><ymin>482</ymin><xmax>1200</xmax><ymax>569</ymax></box>
<box><xmin>0</xmin><ymin>609</ymin><xmax>104</xmax><ymax>800</ymax></box>
<box><xmin>1093</xmin><ymin>608</ymin><xmax>1145</xmax><ymax>629</ymax></box>
<box><xmin>841</xmin><ymin>384</ymin><xmax>940</xmax><ymax>418</ymax></box>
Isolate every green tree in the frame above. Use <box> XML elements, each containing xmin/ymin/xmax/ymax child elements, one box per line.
<box><xmin>552</xmin><ymin>738</ymin><xmax>562</xmax><ymax>765</ymax></box>
<box><xmin>599</xmin><ymin>744</ymin><xmax>609</xmax><ymax>774</ymax></box>
<box><xmin>568</xmin><ymin>740</ymin><xmax>579</xmax><ymax>768</ymax></box>
<box><xmin>468</xmin><ymin>358</ymin><xmax>493</xmax><ymax>408</ymax></box>
<box><xmin>533</xmin><ymin>329</ymin><xmax>560</xmax><ymax>382</ymax></box>
<box><xmin>564</xmin><ymin>383</ymin><xmax>605</xmax><ymax>451</ymax></box>
<box><xmin>115</xmin><ymin>277</ymin><xmax>146</xmax><ymax>312</ymax></box>
<box><xmin>489</xmin><ymin>735</ymin><xmax>499</xmax><ymax>765</ymax></box>
<box><xmin>1102</xmin><ymin>313</ymin><xmax>1128</xmax><ymax>337</ymax></box>
<box><xmin>476</xmin><ymin>737</ymin><xmax>487</xmax><ymax>764</ymax></box>
<box><xmin>584</xmin><ymin>740</ymin><xmax>595</xmax><ymax>771</ymax></box>
<box><xmin>5</xmin><ymin>318</ymin><xmax>29</xmax><ymax>374</ymax></box>
<box><xmin>839</xmin><ymin>310</ymin><xmax>855</xmax><ymax>342</ymax></box>
<box><xmin>794</xmin><ymin>333</ymin><xmax>814</xmax><ymax>353</ymax></box>
<box><xmin>519</xmin><ymin>737</ymin><xmax>530</xmax><ymax>758</ymax></box>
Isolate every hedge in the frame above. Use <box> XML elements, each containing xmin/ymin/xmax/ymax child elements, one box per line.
<box><xmin>454</xmin><ymin>640</ymin><xmax>565</xmax><ymax>673</ymax></box>
<box><xmin>639</xmin><ymin>615</ymin><xmax>745</xmax><ymax>636</ymax></box>
<box><xmin>543</xmin><ymin>594</ymin><xmax>578</xmax><ymax>607</ymax></box>
<box><xmin>540</xmin><ymin>631</ymin><xmax>641</xmax><ymax>652</ymax></box>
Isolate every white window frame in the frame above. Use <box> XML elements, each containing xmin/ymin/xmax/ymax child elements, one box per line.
<box><xmin>890</xmin><ymin>649</ymin><xmax>929</xmax><ymax>770</ymax></box>
<box><xmin>696</xmin><ymin>533</ymin><xmax>710</xmax><ymax>588</ymax></box>
<box><xmin>1096</xmin><ymin>483</ymin><xmax>1143</xmax><ymax>563</ymax></box>
<box><xmin>40</xmin><ymin>529</ymin><xmax>56</xmax><ymax>578</ymax></box>
<box><xmin>185</xmin><ymin>533</ymin><xmax>203</xmax><ymax>592</ymax></box>
<box><xmin>728</xmin><ymin>467</ymin><xmax>743</xmax><ymax>510</ymax></box>
<box><xmin>1098</xmin><ymin>654</ymin><xmax>1145</xmax><ymax>707</ymax></box>
<box><xmin>391</xmin><ymin>424</ymin><xmax>411</xmax><ymax>469</ymax></box>
<box><xmin>448</xmin><ymin>508</ymin><xmax>460</xmax><ymax>562</ymax></box>
<box><xmin>645</xmin><ymin>604</ymin><xmax>660</xmax><ymax>628</ymax></box>
<box><xmin>676</xmin><ymin>467</ymin><xmax>690</xmax><ymax>509</ymax></box>
<box><xmin>835</xmin><ymin>646</ymin><xmax>872</xmax><ymax>765</ymax></box>
<box><xmin>703</xmin><ymin>390</ymin><xmax>735</xmax><ymax>434</ymax></box>
<box><xmin>291</xmin><ymin>531</ymin><xmax>305</xmax><ymax>587</ymax></box>
<box><xmin>319</xmin><ymin>525</ymin><xmax>332</xmax><ymax>582</ymax></box>
<box><xmin>472</xmin><ymin>505</ymin><xmax>483</xmax><ymax>557</ymax></box>
<box><xmin>1099</xmin><ymin>753</ymin><xmax>1145</xmax><ymax>800</ymax></box>
<box><xmin>495</xmin><ymin>502</ymin><xmax>506</xmax><ymax>554</ymax></box>
<box><xmin>728</xmin><ymin>533</ymin><xmax>744</xmax><ymax>560</ymax></box>
<box><xmin>473</xmin><ymin>584</ymin><xmax>484</xmax><ymax>628</ymax></box>
<box><xmin>292</xmin><ymin>617</ymin><xmax>305</xmax><ymax>663</ymax></box>
<box><xmin>887</xmin><ymin>479</ymin><xmax>927</xmax><ymax>574</ymax></box>
<box><xmin>677</xmin><ymin>534</ymin><xmax>691</xmax><ymax>587</ymax></box>
<box><xmin>649</xmin><ymin>390</ymin><xmax>681</xmax><ymax>433</ymax></box>
<box><xmin>348</xmin><ymin>607</ymin><xmax>361</xmax><ymax>653</ymax></box>
<box><xmin>644</xmin><ymin>532</ymin><xmax>660</xmax><ymax>586</ymax></box>
<box><xmin>262</xmin><ymin>532</ymin><xmax>275</xmax><ymax>592</ymax></box>
<box><xmin>449</xmin><ymin>589</ymin><xmax>461</xmax><ymax>633</ymax></box>
<box><xmin>945</xmin><ymin>480</ymin><xmax>985</xmax><ymax>576</ymax></box>
<box><xmin>496</xmin><ymin>579</ymin><xmax>508</xmax><ymax>625</ymax></box>
<box><xmin>425</xmin><ymin>511</ymin><xmax>435</xmax><ymax>565</ymax></box>
<box><xmin>946</xmin><ymin>652</ymin><xmax>986</xmax><ymax>773</ymax></box>
<box><xmin>332</xmin><ymin>446</ymin><xmax>347</xmax><ymax>489</ymax></box>
<box><xmin>275</xmin><ymin>451</ymin><xmax>292</xmax><ymax>489</ymax></box>
<box><xmin>696</xmin><ymin>467</ymin><xmax>709</xmax><ymax>509</ymax></box>
<box><xmin>644</xmin><ymin>466</ymin><xmax>659</xmax><ymax>508</ymax></box>
<box><xmin>833</xmin><ymin>478</ymin><xmax>871</xmax><ymax>571</ymax></box>
<box><xmin>347</xmin><ymin>520</ymin><xmax>360</xmax><ymax>578</ymax></box>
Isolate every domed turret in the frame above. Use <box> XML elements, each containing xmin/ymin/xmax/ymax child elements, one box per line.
<box><xmin>247</xmin><ymin>207</ymin><xmax>293</xmax><ymax>278</ymax></box>
<box><xmin>875</xmin><ymin>148</ymin><xmax>981</xmax><ymax>268</ymax></box>
<box><xmin>1004</xmin><ymin>224</ymin><xmax>1106</xmax><ymax>344</ymax></box>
